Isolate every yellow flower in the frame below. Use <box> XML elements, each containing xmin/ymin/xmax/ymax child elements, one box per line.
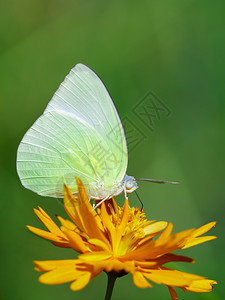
<box><xmin>27</xmin><ymin>178</ymin><xmax>217</xmax><ymax>299</ymax></box>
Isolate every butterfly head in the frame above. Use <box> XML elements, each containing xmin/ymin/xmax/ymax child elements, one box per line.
<box><xmin>123</xmin><ymin>175</ymin><xmax>138</xmax><ymax>194</ymax></box>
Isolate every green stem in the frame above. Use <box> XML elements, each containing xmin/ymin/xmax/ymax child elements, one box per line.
<box><xmin>104</xmin><ymin>272</ymin><xmax>117</xmax><ymax>300</ymax></box>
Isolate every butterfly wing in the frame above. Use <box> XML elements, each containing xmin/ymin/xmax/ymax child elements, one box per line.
<box><xmin>17</xmin><ymin>64</ymin><xmax>128</xmax><ymax>198</ymax></box>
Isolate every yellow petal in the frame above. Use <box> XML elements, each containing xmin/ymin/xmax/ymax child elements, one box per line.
<box><xmin>157</xmin><ymin>222</ymin><xmax>173</xmax><ymax>243</ymax></box>
<box><xmin>88</xmin><ymin>238</ymin><xmax>111</xmax><ymax>251</ymax></box>
<box><xmin>132</xmin><ymin>271</ymin><xmax>152</xmax><ymax>288</ymax></box>
<box><xmin>120</xmin><ymin>228</ymin><xmax>193</xmax><ymax>261</ymax></box>
<box><xmin>34</xmin><ymin>259</ymin><xmax>79</xmax><ymax>272</ymax></box>
<box><xmin>185</xmin><ymin>279</ymin><xmax>217</xmax><ymax>293</ymax></box>
<box><xmin>57</xmin><ymin>215</ymin><xmax>76</xmax><ymax>231</ymax></box>
<box><xmin>182</xmin><ymin>222</ymin><xmax>217</xmax><ymax>249</ymax></box>
<box><xmin>100</xmin><ymin>200</ymin><xmax>120</xmax><ymax>253</ymax></box>
<box><xmin>191</xmin><ymin>222</ymin><xmax>216</xmax><ymax>238</ymax></box>
<box><xmin>118</xmin><ymin>199</ymin><xmax>130</xmax><ymax>233</ymax></box>
<box><xmin>100</xmin><ymin>199</ymin><xmax>115</xmax><ymax>232</ymax></box>
<box><xmin>27</xmin><ymin>225</ymin><xmax>67</xmax><ymax>242</ymax></box>
<box><xmin>112</xmin><ymin>198</ymin><xmax>120</xmax><ymax>227</ymax></box>
<box><xmin>144</xmin><ymin>269</ymin><xmax>194</xmax><ymax>287</ymax></box>
<box><xmin>182</xmin><ymin>236</ymin><xmax>217</xmax><ymax>249</ymax></box>
<box><xmin>134</xmin><ymin>261</ymin><xmax>158</xmax><ymax>268</ymax></box>
<box><xmin>70</xmin><ymin>272</ymin><xmax>92</xmax><ymax>291</ymax></box>
<box><xmin>39</xmin><ymin>268</ymin><xmax>80</xmax><ymax>284</ymax></box>
<box><xmin>62</xmin><ymin>228</ymin><xmax>88</xmax><ymax>253</ymax></box>
<box><xmin>63</xmin><ymin>184</ymin><xmax>84</xmax><ymax>230</ymax></box>
<box><xmin>143</xmin><ymin>221</ymin><xmax>168</xmax><ymax>236</ymax></box>
<box><xmin>79</xmin><ymin>251</ymin><xmax>112</xmax><ymax>262</ymax></box>
<box><xmin>111</xmin><ymin>199</ymin><xmax>130</xmax><ymax>255</ymax></box>
<box><xmin>134</xmin><ymin>232</ymin><xmax>162</xmax><ymax>249</ymax></box>
<box><xmin>34</xmin><ymin>207</ymin><xmax>63</xmax><ymax>237</ymax></box>
<box><xmin>64</xmin><ymin>180</ymin><xmax>108</xmax><ymax>244</ymax></box>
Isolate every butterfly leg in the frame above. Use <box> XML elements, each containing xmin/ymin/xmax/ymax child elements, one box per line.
<box><xmin>124</xmin><ymin>187</ymin><xmax>128</xmax><ymax>200</ymax></box>
<box><xmin>92</xmin><ymin>196</ymin><xmax>109</xmax><ymax>210</ymax></box>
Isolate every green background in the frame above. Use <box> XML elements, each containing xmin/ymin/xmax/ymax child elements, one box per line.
<box><xmin>0</xmin><ymin>0</ymin><xmax>224</xmax><ymax>299</ymax></box>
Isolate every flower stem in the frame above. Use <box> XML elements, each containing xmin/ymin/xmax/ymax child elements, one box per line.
<box><xmin>104</xmin><ymin>272</ymin><xmax>117</xmax><ymax>300</ymax></box>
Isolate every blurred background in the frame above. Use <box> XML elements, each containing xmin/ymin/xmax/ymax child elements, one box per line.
<box><xmin>0</xmin><ymin>0</ymin><xmax>224</xmax><ymax>299</ymax></box>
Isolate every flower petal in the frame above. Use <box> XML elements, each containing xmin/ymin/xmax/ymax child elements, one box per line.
<box><xmin>27</xmin><ymin>225</ymin><xmax>68</xmax><ymax>243</ymax></box>
<box><xmin>62</xmin><ymin>228</ymin><xmax>88</xmax><ymax>253</ymax></box>
<box><xmin>120</xmin><ymin>228</ymin><xmax>193</xmax><ymax>261</ymax></box>
<box><xmin>143</xmin><ymin>269</ymin><xmax>196</xmax><ymax>287</ymax></box>
<box><xmin>157</xmin><ymin>222</ymin><xmax>173</xmax><ymax>242</ymax></box>
<box><xmin>34</xmin><ymin>259</ymin><xmax>79</xmax><ymax>272</ymax></box>
<box><xmin>34</xmin><ymin>207</ymin><xmax>63</xmax><ymax>236</ymax></box>
<box><xmin>182</xmin><ymin>222</ymin><xmax>217</xmax><ymax>249</ymax></box>
<box><xmin>56</xmin><ymin>215</ymin><xmax>76</xmax><ymax>231</ymax></box>
<box><xmin>39</xmin><ymin>267</ymin><xmax>79</xmax><ymax>284</ymax></box>
<box><xmin>88</xmin><ymin>238</ymin><xmax>111</xmax><ymax>251</ymax></box>
<box><xmin>114</xmin><ymin>199</ymin><xmax>130</xmax><ymax>255</ymax></box>
<box><xmin>182</xmin><ymin>236</ymin><xmax>217</xmax><ymax>249</ymax></box>
<box><xmin>70</xmin><ymin>272</ymin><xmax>92</xmax><ymax>291</ymax></box>
<box><xmin>134</xmin><ymin>261</ymin><xmax>158</xmax><ymax>268</ymax></box>
<box><xmin>64</xmin><ymin>179</ymin><xmax>108</xmax><ymax>244</ymax></box>
<box><xmin>132</xmin><ymin>271</ymin><xmax>152</xmax><ymax>288</ymax></box>
<box><xmin>143</xmin><ymin>221</ymin><xmax>168</xmax><ymax>236</ymax></box>
<box><xmin>100</xmin><ymin>200</ymin><xmax>123</xmax><ymax>255</ymax></box>
<box><xmin>184</xmin><ymin>279</ymin><xmax>217</xmax><ymax>293</ymax></box>
<box><xmin>191</xmin><ymin>222</ymin><xmax>216</xmax><ymax>238</ymax></box>
<box><xmin>79</xmin><ymin>251</ymin><xmax>112</xmax><ymax>262</ymax></box>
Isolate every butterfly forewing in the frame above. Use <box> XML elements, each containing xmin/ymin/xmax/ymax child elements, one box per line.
<box><xmin>17</xmin><ymin>64</ymin><xmax>128</xmax><ymax>198</ymax></box>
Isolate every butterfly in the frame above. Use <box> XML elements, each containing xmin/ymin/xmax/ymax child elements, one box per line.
<box><xmin>17</xmin><ymin>63</ymin><xmax>178</xmax><ymax>207</ymax></box>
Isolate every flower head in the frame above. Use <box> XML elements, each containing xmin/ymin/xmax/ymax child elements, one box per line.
<box><xmin>28</xmin><ymin>178</ymin><xmax>217</xmax><ymax>299</ymax></box>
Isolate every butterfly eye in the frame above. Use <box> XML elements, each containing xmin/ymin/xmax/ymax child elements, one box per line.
<box><xmin>125</xmin><ymin>180</ymin><xmax>134</xmax><ymax>190</ymax></box>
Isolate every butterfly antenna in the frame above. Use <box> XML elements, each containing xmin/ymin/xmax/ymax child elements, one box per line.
<box><xmin>136</xmin><ymin>178</ymin><xmax>180</xmax><ymax>184</ymax></box>
<box><xmin>135</xmin><ymin>190</ymin><xmax>144</xmax><ymax>211</ymax></box>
